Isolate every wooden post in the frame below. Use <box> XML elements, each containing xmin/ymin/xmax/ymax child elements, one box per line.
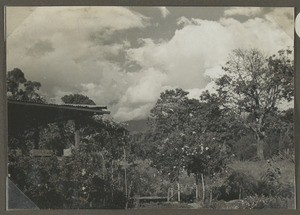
<box><xmin>72</xmin><ymin>120</ymin><xmax>80</xmax><ymax>147</ymax></box>
<box><xmin>96</xmin><ymin>151</ymin><xmax>105</xmax><ymax>179</ymax></box>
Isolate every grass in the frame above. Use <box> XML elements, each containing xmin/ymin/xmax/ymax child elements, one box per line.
<box><xmin>138</xmin><ymin>159</ymin><xmax>295</xmax><ymax>209</ymax></box>
<box><xmin>228</xmin><ymin>159</ymin><xmax>295</xmax><ymax>185</ymax></box>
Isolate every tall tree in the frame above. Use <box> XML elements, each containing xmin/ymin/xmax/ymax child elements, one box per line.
<box><xmin>184</xmin><ymin>91</ymin><xmax>229</xmax><ymax>202</ymax></box>
<box><xmin>148</xmin><ymin>88</ymin><xmax>229</xmax><ymax>202</ymax></box>
<box><xmin>7</xmin><ymin>68</ymin><xmax>45</xmax><ymax>103</ymax></box>
<box><xmin>148</xmin><ymin>89</ymin><xmax>193</xmax><ymax>201</ymax></box>
<box><xmin>215</xmin><ymin>49</ymin><xmax>293</xmax><ymax>160</ymax></box>
<box><xmin>7</xmin><ymin>68</ymin><xmax>46</xmax><ymax>150</ymax></box>
<box><xmin>148</xmin><ymin>89</ymin><xmax>206</xmax><ymax>177</ymax></box>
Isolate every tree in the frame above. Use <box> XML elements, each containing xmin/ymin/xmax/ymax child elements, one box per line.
<box><xmin>7</xmin><ymin>68</ymin><xmax>45</xmax><ymax>103</ymax></box>
<box><xmin>9</xmin><ymin>115</ymin><xmax>130</xmax><ymax>209</ymax></box>
<box><xmin>148</xmin><ymin>89</ymin><xmax>195</xmax><ymax>201</ymax></box>
<box><xmin>58</xmin><ymin>115</ymin><xmax>130</xmax><ymax>208</ymax></box>
<box><xmin>8</xmin><ymin>153</ymin><xmax>63</xmax><ymax>208</ymax></box>
<box><xmin>61</xmin><ymin>94</ymin><xmax>96</xmax><ymax>105</ymax></box>
<box><xmin>216</xmin><ymin>49</ymin><xmax>293</xmax><ymax>160</ymax></box>
<box><xmin>148</xmin><ymin>88</ymin><xmax>229</xmax><ymax>202</ymax></box>
<box><xmin>7</xmin><ymin>68</ymin><xmax>46</xmax><ymax>151</ymax></box>
<box><xmin>7</xmin><ymin>68</ymin><xmax>26</xmax><ymax>96</ymax></box>
<box><xmin>184</xmin><ymin>92</ymin><xmax>229</xmax><ymax>202</ymax></box>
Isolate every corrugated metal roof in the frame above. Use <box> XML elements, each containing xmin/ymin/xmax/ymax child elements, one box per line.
<box><xmin>8</xmin><ymin>100</ymin><xmax>110</xmax><ymax>134</ymax></box>
<box><xmin>8</xmin><ymin>99</ymin><xmax>110</xmax><ymax>114</ymax></box>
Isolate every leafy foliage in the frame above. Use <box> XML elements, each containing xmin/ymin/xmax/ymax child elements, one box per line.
<box><xmin>216</xmin><ymin>48</ymin><xmax>294</xmax><ymax>159</ymax></box>
<box><xmin>242</xmin><ymin>195</ymin><xmax>289</xmax><ymax>209</ymax></box>
<box><xmin>217</xmin><ymin>171</ymin><xmax>257</xmax><ymax>201</ymax></box>
<box><xmin>7</xmin><ymin>68</ymin><xmax>45</xmax><ymax>103</ymax></box>
<box><xmin>61</xmin><ymin>94</ymin><xmax>96</xmax><ymax>105</ymax></box>
<box><xmin>8</xmin><ymin>154</ymin><xmax>63</xmax><ymax>208</ymax></box>
<box><xmin>7</xmin><ymin>47</ymin><xmax>295</xmax><ymax>209</ymax></box>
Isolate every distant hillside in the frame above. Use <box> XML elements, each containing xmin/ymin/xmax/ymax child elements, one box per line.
<box><xmin>125</xmin><ymin>119</ymin><xmax>150</xmax><ymax>134</ymax></box>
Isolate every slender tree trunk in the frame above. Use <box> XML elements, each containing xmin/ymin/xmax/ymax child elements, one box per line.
<box><xmin>256</xmin><ymin>133</ymin><xmax>264</xmax><ymax>160</ymax></box>
<box><xmin>111</xmin><ymin>161</ymin><xmax>114</xmax><ymax>200</ymax></box>
<box><xmin>239</xmin><ymin>187</ymin><xmax>242</xmax><ymax>199</ymax></box>
<box><xmin>209</xmin><ymin>188</ymin><xmax>212</xmax><ymax>203</ymax></box>
<box><xmin>118</xmin><ymin>172</ymin><xmax>121</xmax><ymax>187</ymax></box>
<box><xmin>125</xmin><ymin>180</ymin><xmax>133</xmax><ymax>209</ymax></box>
<box><xmin>177</xmin><ymin>182</ymin><xmax>181</xmax><ymax>202</ymax></box>
<box><xmin>195</xmin><ymin>185</ymin><xmax>199</xmax><ymax>201</ymax></box>
<box><xmin>256</xmin><ymin>116</ymin><xmax>265</xmax><ymax>160</ymax></box>
<box><xmin>201</xmin><ymin>173</ymin><xmax>205</xmax><ymax>203</ymax></box>
<box><xmin>195</xmin><ymin>174</ymin><xmax>199</xmax><ymax>201</ymax></box>
<box><xmin>124</xmin><ymin>147</ymin><xmax>128</xmax><ymax>204</ymax></box>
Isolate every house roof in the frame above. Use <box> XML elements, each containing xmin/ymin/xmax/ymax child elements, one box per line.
<box><xmin>8</xmin><ymin>100</ymin><xmax>109</xmax><ymax>113</ymax></box>
<box><xmin>8</xmin><ymin>100</ymin><xmax>110</xmax><ymax>134</ymax></box>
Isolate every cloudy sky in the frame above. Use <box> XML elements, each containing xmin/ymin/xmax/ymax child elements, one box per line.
<box><xmin>6</xmin><ymin>7</ymin><xmax>293</xmax><ymax>121</ymax></box>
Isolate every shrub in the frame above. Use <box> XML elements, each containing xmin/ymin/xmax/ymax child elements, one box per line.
<box><xmin>180</xmin><ymin>191</ymin><xmax>195</xmax><ymax>203</ymax></box>
<box><xmin>257</xmin><ymin>181</ymin><xmax>294</xmax><ymax>199</ymax></box>
<box><xmin>217</xmin><ymin>171</ymin><xmax>257</xmax><ymax>201</ymax></box>
<box><xmin>256</xmin><ymin>159</ymin><xmax>294</xmax><ymax>198</ymax></box>
<box><xmin>242</xmin><ymin>195</ymin><xmax>288</xmax><ymax>209</ymax></box>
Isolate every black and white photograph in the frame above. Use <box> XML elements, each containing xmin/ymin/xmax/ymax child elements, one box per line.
<box><xmin>6</xmin><ymin>6</ymin><xmax>295</xmax><ymax>209</ymax></box>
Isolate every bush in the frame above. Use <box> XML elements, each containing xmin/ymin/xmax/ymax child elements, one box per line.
<box><xmin>217</xmin><ymin>171</ymin><xmax>257</xmax><ymax>201</ymax></box>
<box><xmin>256</xmin><ymin>159</ymin><xmax>294</xmax><ymax>198</ymax></box>
<box><xmin>242</xmin><ymin>195</ymin><xmax>288</xmax><ymax>209</ymax></box>
<box><xmin>257</xmin><ymin>181</ymin><xmax>294</xmax><ymax>199</ymax></box>
<box><xmin>180</xmin><ymin>191</ymin><xmax>195</xmax><ymax>203</ymax></box>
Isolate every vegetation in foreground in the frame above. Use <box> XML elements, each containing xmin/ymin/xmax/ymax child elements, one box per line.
<box><xmin>7</xmin><ymin>48</ymin><xmax>295</xmax><ymax>209</ymax></box>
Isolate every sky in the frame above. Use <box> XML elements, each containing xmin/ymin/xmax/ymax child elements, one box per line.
<box><xmin>6</xmin><ymin>7</ymin><xmax>294</xmax><ymax>122</ymax></box>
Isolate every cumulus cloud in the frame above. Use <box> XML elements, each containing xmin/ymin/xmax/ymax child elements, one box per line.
<box><xmin>114</xmin><ymin>104</ymin><xmax>153</xmax><ymax>122</ymax></box>
<box><xmin>126</xmin><ymin>14</ymin><xmax>292</xmax><ymax>88</ymax></box>
<box><xmin>26</xmin><ymin>39</ymin><xmax>55</xmax><ymax>57</ymax></box>
<box><xmin>224</xmin><ymin>7</ymin><xmax>262</xmax><ymax>17</ymax></box>
<box><xmin>158</xmin><ymin>7</ymin><xmax>170</xmax><ymax>18</ymax></box>
<box><xmin>7</xmin><ymin>7</ymin><xmax>294</xmax><ymax>122</ymax></box>
<box><xmin>7</xmin><ymin>6</ymin><xmax>149</xmax><ymax>104</ymax></box>
<box><xmin>265</xmin><ymin>8</ymin><xmax>294</xmax><ymax>39</ymax></box>
<box><xmin>120</xmin><ymin>69</ymin><xmax>167</xmax><ymax>104</ymax></box>
<box><xmin>123</xmin><ymin>10</ymin><xmax>292</xmax><ymax>120</ymax></box>
<box><xmin>114</xmin><ymin>68</ymin><xmax>168</xmax><ymax>121</ymax></box>
<box><xmin>204</xmin><ymin>66</ymin><xmax>225</xmax><ymax>80</ymax></box>
<box><xmin>186</xmin><ymin>82</ymin><xmax>218</xmax><ymax>100</ymax></box>
<box><xmin>177</xmin><ymin>16</ymin><xmax>192</xmax><ymax>26</ymax></box>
